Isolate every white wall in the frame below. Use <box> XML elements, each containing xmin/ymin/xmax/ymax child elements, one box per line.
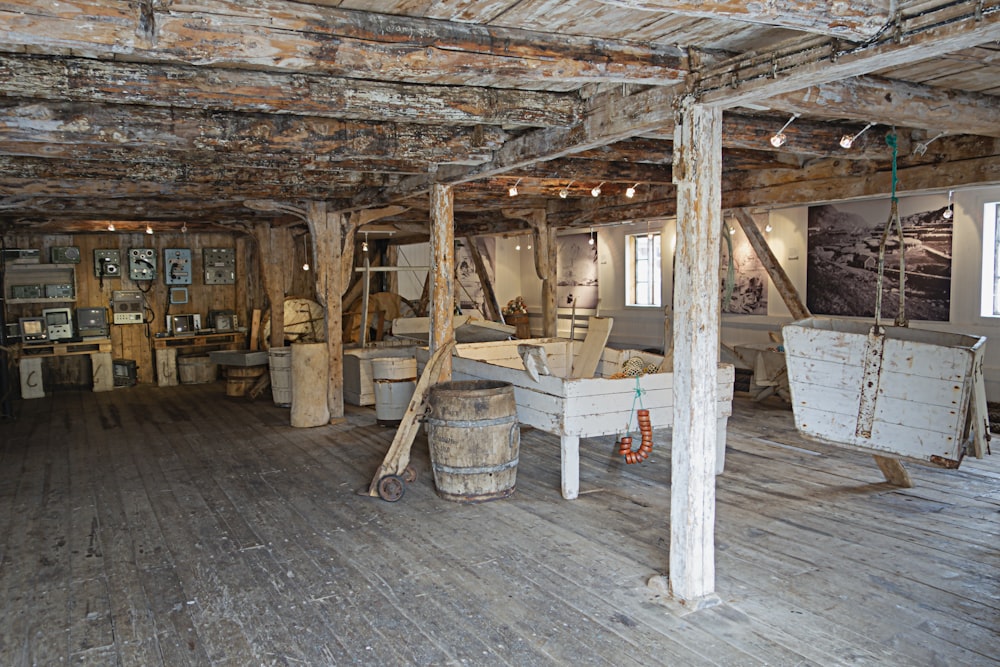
<box><xmin>394</xmin><ymin>184</ymin><xmax>1000</xmax><ymax>397</ymax></box>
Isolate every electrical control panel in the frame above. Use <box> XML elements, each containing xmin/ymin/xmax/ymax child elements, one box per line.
<box><xmin>128</xmin><ymin>248</ymin><xmax>156</xmax><ymax>281</ymax></box>
<box><xmin>112</xmin><ymin>290</ymin><xmax>144</xmax><ymax>324</ymax></box>
<box><xmin>94</xmin><ymin>249</ymin><xmax>121</xmax><ymax>278</ymax></box>
<box><xmin>164</xmin><ymin>248</ymin><xmax>192</xmax><ymax>285</ymax></box>
<box><xmin>203</xmin><ymin>248</ymin><xmax>235</xmax><ymax>285</ymax></box>
<box><xmin>51</xmin><ymin>246</ymin><xmax>81</xmax><ymax>264</ymax></box>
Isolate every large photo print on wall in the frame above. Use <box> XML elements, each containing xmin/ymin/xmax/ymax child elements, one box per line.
<box><xmin>557</xmin><ymin>232</ymin><xmax>599</xmax><ymax>309</ymax></box>
<box><xmin>807</xmin><ymin>194</ymin><xmax>953</xmax><ymax>321</ymax></box>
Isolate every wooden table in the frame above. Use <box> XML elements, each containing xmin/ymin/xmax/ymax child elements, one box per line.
<box><xmin>16</xmin><ymin>338</ymin><xmax>113</xmax><ymax>398</ymax></box>
<box><xmin>154</xmin><ymin>332</ymin><xmax>245</xmax><ymax>387</ymax></box>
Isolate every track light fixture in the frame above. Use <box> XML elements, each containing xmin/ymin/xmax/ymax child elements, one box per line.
<box><xmin>625</xmin><ymin>183</ymin><xmax>639</xmax><ymax>199</ymax></box>
<box><xmin>508</xmin><ymin>178</ymin><xmax>521</xmax><ymax>197</ymax></box>
<box><xmin>591</xmin><ymin>182</ymin><xmax>604</xmax><ymax>197</ymax></box>
<box><xmin>769</xmin><ymin>113</ymin><xmax>799</xmax><ymax>148</ymax></box>
<box><xmin>559</xmin><ymin>180</ymin><xmax>574</xmax><ymax>199</ymax></box>
<box><xmin>145</xmin><ymin>224</ymin><xmax>153</xmax><ymax>235</ymax></box>
<box><xmin>839</xmin><ymin>122</ymin><xmax>875</xmax><ymax>149</ymax></box>
<box><xmin>106</xmin><ymin>222</ymin><xmax>115</xmax><ymax>232</ymax></box>
<box><xmin>913</xmin><ymin>131</ymin><xmax>946</xmax><ymax>156</ymax></box>
<box><xmin>943</xmin><ymin>190</ymin><xmax>954</xmax><ymax>220</ymax></box>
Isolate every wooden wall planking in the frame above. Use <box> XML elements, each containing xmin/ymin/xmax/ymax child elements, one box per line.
<box><xmin>2</xmin><ymin>231</ymin><xmax>270</xmax><ymax>385</ymax></box>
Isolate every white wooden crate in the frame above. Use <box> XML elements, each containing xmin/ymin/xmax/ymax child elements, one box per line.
<box><xmin>782</xmin><ymin>317</ymin><xmax>987</xmax><ymax>467</ymax></box>
<box><xmin>422</xmin><ymin>339</ymin><xmax>735</xmax><ymax>499</ymax></box>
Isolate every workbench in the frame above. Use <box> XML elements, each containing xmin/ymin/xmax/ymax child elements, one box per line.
<box><xmin>16</xmin><ymin>338</ymin><xmax>114</xmax><ymax>398</ymax></box>
<box><xmin>154</xmin><ymin>332</ymin><xmax>245</xmax><ymax>387</ymax></box>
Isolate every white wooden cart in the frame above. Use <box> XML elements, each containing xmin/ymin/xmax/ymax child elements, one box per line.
<box><xmin>783</xmin><ymin>317</ymin><xmax>989</xmax><ymax>474</ymax></box>
<box><xmin>425</xmin><ymin>338</ymin><xmax>735</xmax><ymax>500</ymax></box>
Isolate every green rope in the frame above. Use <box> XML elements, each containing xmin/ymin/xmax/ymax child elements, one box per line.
<box><xmin>886</xmin><ymin>132</ymin><xmax>899</xmax><ymax>203</ymax></box>
<box><xmin>625</xmin><ymin>376</ymin><xmax>647</xmax><ymax>435</ymax></box>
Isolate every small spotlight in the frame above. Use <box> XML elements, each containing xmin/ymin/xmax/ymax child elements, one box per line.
<box><xmin>769</xmin><ymin>114</ymin><xmax>798</xmax><ymax>149</ymax></box>
<box><xmin>362</xmin><ymin>232</ymin><xmax>369</xmax><ymax>253</ymax></box>
<box><xmin>515</xmin><ymin>243</ymin><xmax>521</xmax><ymax>251</ymax></box>
<box><xmin>559</xmin><ymin>180</ymin><xmax>573</xmax><ymax>199</ymax></box>
<box><xmin>728</xmin><ymin>226</ymin><xmax>736</xmax><ymax>235</ymax></box>
<box><xmin>840</xmin><ymin>121</ymin><xmax>875</xmax><ymax>149</ymax></box>
<box><xmin>943</xmin><ymin>190</ymin><xmax>954</xmax><ymax>219</ymax></box>
<box><xmin>589</xmin><ymin>228</ymin><xmax>595</xmax><ymax>245</ymax></box>
<box><xmin>181</xmin><ymin>223</ymin><xmax>188</xmax><ymax>234</ymax></box>
<box><xmin>302</xmin><ymin>262</ymin><xmax>310</xmax><ymax>271</ymax></box>
<box><xmin>145</xmin><ymin>224</ymin><xmax>153</xmax><ymax>235</ymax></box>
<box><xmin>765</xmin><ymin>223</ymin><xmax>773</xmax><ymax>233</ymax></box>
<box><xmin>107</xmin><ymin>223</ymin><xmax>115</xmax><ymax>232</ymax></box>
<box><xmin>591</xmin><ymin>182</ymin><xmax>604</xmax><ymax>197</ymax></box>
<box><xmin>625</xmin><ymin>183</ymin><xmax>638</xmax><ymax>199</ymax></box>
<box><xmin>508</xmin><ymin>178</ymin><xmax>521</xmax><ymax>197</ymax></box>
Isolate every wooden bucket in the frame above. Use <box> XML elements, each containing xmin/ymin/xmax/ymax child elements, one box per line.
<box><xmin>426</xmin><ymin>380</ymin><xmax>519</xmax><ymax>503</ymax></box>
<box><xmin>372</xmin><ymin>357</ymin><xmax>417</xmax><ymax>426</ymax></box>
<box><xmin>226</xmin><ymin>366</ymin><xmax>266</xmax><ymax>397</ymax></box>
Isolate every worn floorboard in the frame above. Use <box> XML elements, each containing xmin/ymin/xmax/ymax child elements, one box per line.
<box><xmin>0</xmin><ymin>383</ymin><xmax>997</xmax><ymax>666</ymax></box>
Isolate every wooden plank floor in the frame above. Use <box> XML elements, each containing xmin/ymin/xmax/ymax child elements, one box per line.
<box><xmin>0</xmin><ymin>383</ymin><xmax>997</xmax><ymax>666</ymax></box>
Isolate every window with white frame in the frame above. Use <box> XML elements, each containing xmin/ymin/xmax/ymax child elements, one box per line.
<box><xmin>981</xmin><ymin>201</ymin><xmax>1000</xmax><ymax>317</ymax></box>
<box><xmin>626</xmin><ymin>231</ymin><xmax>661</xmax><ymax>306</ymax></box>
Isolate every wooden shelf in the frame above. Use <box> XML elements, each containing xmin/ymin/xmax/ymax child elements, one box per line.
<box><xmin>153</xmin><ymin>332</ymin><xmax>244</xmax><ymax>350</ymax></box>
<box><xmin>17</xmin><ymin>338</ymin><xmax>112</xmax><ymax>358</ymax></box>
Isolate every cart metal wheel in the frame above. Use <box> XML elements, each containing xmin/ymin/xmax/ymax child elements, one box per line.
<box><xmin>377</xmin><ymin>474</ymin><xmax>405</xmax><ymax>502</ymax></box>
<box><xmin>402</xmin><ymin>465</ymin><xmax>417</xmax><ymax>483</ymax></box>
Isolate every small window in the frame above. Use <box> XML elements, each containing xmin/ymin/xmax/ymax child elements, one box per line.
<box><xmin>981</xmin><ymin>202</ymin><xmax>1000</xmax><ymax>317</ymax></box>
<box><xmin>626</xmin><ymin>232</ymin><xmax>661</xmax><ymax>306</ymax></box>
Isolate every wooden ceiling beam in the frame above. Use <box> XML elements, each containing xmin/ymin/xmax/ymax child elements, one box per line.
<box><xmin>0</xmin><ymin>101</ymin><xmax>506</xmax><ymax>164</ymax></box>
<box><xmin>696</xmin><ymin>1</ymin><xmax>1000</xmax><ymax>106</ymax></box>
<box><xmin>0</xmin><ymin>0</ymin><xmax>687</xmax><ymax>86</ymax></box>
<box><xmin>0</xmin><ymin>54</ymin><xmax>580</xmax><ymax>128</ymax></box>
<box><xmin>594</xmin><ymin>0</ymin><xmax>888</xmax><ymax>41</ymax></box>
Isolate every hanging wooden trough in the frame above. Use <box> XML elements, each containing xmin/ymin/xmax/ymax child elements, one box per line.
<box><xmin>782</xmin><ymin>317</ymin><xmax>989</xmax><ymax>470</ymax></box>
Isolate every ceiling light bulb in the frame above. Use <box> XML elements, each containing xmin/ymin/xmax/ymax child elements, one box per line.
<box><xmin>589</xmin><ymin>228</ymin><xmax>595</xmax><ymax>245</ymax></box>
<box><xmin>770</xmin><ymin>133</ymin><xmax>787</xmax><ymax>148</ymax></box>
<box><xmin>591</xmin><ymin>182</ymin><xmax>604</xmax><ymax>197</ymax></box>
<box><xmin>361</xmin><ymin>240</ymin><xmax>368</xmax><ymax>252</ymax></box>
<box><xmin>508</xmin><ymin>184</ymin><xmax>518</xmax><ymax>197</ymax></box>
<box><xmin>515</xmin><ymin>243</ymin><xmax>521</xmax><ymax>251</ymax></box>
<box><xmin>145</xmin><ymin>224</ymin><xmax>153</xmax><ymax>235</ymax></box>
<box><xmin>728</xmin><ymin>226</ymin><xmax>736</xmax><ymax>235</ymax></box>
<box><xmin>765</xmin><ymin>223</ymin><xmax>773</xmax><ymax>233</ymax></box>
<box><xmin>181</xmin><ymin>223</ymin><xmax>188</xmax><ymax>234</ymax></box>
<box><xmin>107</xmin><ymin>223</ymin><xmax>115</xmax><ymax>232</ymax></box>
<box><xmin>302</xmin><ymin>262</ymin><xmax>310</xmax><ymax>271</ymax></box>
<box><xmin>626</xmin><ymin>184</ymin><xmax>637</xmax><ymax>198</ymax></box>
<box><xmin>943</xmin><ymin>207</ymin><xmax>953</xmax><ymax>220</ymax></box>
<box><xmin>526</xmin><ymin>244</ymin><xmax>532</xmax><ymax>250</ymax></box>
<box><xmin>559</xmin><ymin>188</ymin><xmax>568</xmax><ymax>199</ymax></box>
<box><xmin>840</xmin><ymin>122</ymin><xmax>874</xmax><ymax>150</ymax></box>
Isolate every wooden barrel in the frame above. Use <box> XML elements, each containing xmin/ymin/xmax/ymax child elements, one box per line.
<box><xmin>226</xmin><ymin>366</ymin><xmax>266</xmax><ymax>397</ymax></box>
<box><xmin>426</xmin><ymin>380</ymin><xmax>519</xmax><ymax>503</ymax></box>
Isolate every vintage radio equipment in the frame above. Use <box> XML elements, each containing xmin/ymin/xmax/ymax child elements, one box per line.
<box><xmin>42</xmin><ymin>308</ymin><xmax>74</xmax><ymax>340</ymax></box>
<box><xmin>167</xmin><ymin>313</ymin><xmax>201</xmax><ymax>335</ymax></box>
<box><xmin>164</xmin><ymin>248</ymin><xmax>192</xmax><ymax>285</ymax></box>
<box><xmin>44</xmin><ymin>283</ymin><xmax>75</xmax><ymax>299</ymax></box>
<box><xmin>76</xmin><ymin>307</ymin><xmax>109</xmax><ymax>339</ymax></box>
<box><xmin>94</xmin><ymin>249</ymin><xmax>121</xmax><ymax>278</ymax></box>
<box><xmin>4</xmin><ymin>322</ymin><xmax>20</xmax><ymax>342</ymax></box>
<box><xmin>50</xmin><ymin>246</ymin><xmax>81</xmax><ymax>264</ymax></box>
<box><xmin>208</xmin><ymin>309</ymin><xmax>236</xmax><ymax>332</ymax></box>
<box><xmin>128</xmin><ymin>248</ymin><xmax>156</xmax><ymax>281</ymax></box>
<box><xmin>113</xmin><ymin>359</ymin><xmax>137</xmax><ymax>387</ymax></box>
<box><xmin>11</xmin><ymin>284</ymin><xmax>43</xmax><ymax>299</ymax></box>
<box><xmin>19</xmin><ymin>317</ymin><xmax>48</xmax><ymax>343</ymax></box>
<box><xmin>112</xmin><ymin>290</ymin><xmax>144</xmax><ymax>324</ymax></box>
<box><xmin>2</xmin><ymin>248</ymin><xmax>40</xmax><ymax>264</ymax></box>
<box><xmin>203</xmin><ymin>248</ymin><xmax>235</xmax><ymax>285</ymax></box>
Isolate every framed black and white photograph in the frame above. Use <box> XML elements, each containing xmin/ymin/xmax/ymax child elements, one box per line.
<box><xmin>720</xmin><ymin>221</ymin><xmax>769</xmax><ymax>315</ymax></box>
<box><xmin>455</xmin><ymin>237</ymin><xmax>496</xmax><ymax>317</ymax></box>
<box><xmin>807</xmin><ymin>194</ymin><xmax>953</xmax><ymax>321</ymax></box>
<box><xmin>557</xmin><ymin>232</ymin><xmax>599</xmax><ymax>309</ymax></box>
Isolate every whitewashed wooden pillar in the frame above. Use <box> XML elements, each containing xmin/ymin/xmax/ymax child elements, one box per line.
<box><xmin>252</xmin><ymin>223</ymin><xmax>286</xmax><ymax>348</ymax></box>
<box><xmin>668</xmin><ymin>98</ymin><xmax>723</xmax><ymax>603</ymax></box>
<box><xmin>306</xmin><ymin>202</ymin><xmax>345</xmax><ymax>420</ymax></box>
<box><xmin>528</xmin><ymin>210</ymin><xmax>558</xmax><ymax>338</ymax></box>
<box><xmin>430</xmin><ymin>184</ymin><xmax>455</xmax><ymax>379</ymax></box>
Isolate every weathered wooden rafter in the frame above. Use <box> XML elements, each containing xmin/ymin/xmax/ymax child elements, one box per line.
<box><xmin>0</xmin><ymin>0</ymin><xmax>687</xmax><ymax>86</ymax></box>
<box><xmin>0</xmin><ymin>54</ymin><xmax>580</xmax><ymax>128</ymax></box>
<box><xmin>594</xmin><ymin>0</ymin><xmax>889</xmax><ymax>41</ymax></box>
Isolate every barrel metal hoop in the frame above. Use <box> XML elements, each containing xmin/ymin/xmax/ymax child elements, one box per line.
<box><xmin>426</xmin><ymin>415</ymin><xmax>517</xmax><ymax>428</ymax></box>
<box><xmin>433</xmin><ymin>458</ymin><xmax>519</xmax><ymax>475</ymax></box>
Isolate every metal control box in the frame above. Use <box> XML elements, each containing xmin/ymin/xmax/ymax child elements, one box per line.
<box><xmin>129</xmin><ymin>248</ymin><xmax>156</xmax><ymax>281</ymax></box>
<box><xmin>112</xmin><ymin>290</ymin><xmax>144</xmax><ymax>324</ymax></box>
<box><xmin>203</xmin><ymin>248</ymin><xmax>235</xmax><ymax>285</ymax></box>
<box><xmin>94</xmin><ymin>249</ymin><xmax>121</xmax><ymax>278</ymax></box>
<box><xmin>164</xmin><ymin>248</ymin><xmax>193</xmax><ymax>285</ymax></box>
<box><xmin>51</xmin><ymin>246</ymin><xmax>81</xmax><ymax>264</ymax></box>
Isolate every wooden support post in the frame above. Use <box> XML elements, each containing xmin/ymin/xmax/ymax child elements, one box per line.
<box><xmin>465</xmin><ymin>235</ymin><xmax>503</xmax><ymax>322</ymax></box>
<box><xmin>306</xmin><ymin>202</ymin><xmax>345</xmax><ymax>420</ymax></box>
<box><xmin>528</xmin><ymin>211</ymin><xmax>558</xmax><ymax>338</ymax></box>
<box><xmin>667</xmin><ymin>98</ymin><xmax>723</xmax><ymax>605</ymax></box>
<box><xmin>732</xmin><ymin>208</ymin><xmax>810</xmax><ymax>321</ymax></box>
<box><xmin>252</xmin><ymin>223</ymin><xmax>286</xmax><ymax>349</ymax></box>
<box><xmin>430</xmin><ymin>183</ymin><xmax>455</xmax><ymax>379</ymax></box>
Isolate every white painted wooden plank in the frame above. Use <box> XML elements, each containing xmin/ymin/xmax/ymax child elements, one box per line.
<box><xmin>787</xmin><ymin>358</ymin><xmax>969</xmax><ymax>405</ymax></box>
<box><xmin>570</xmin><ymin>316</ymin><xmax>613</xmax><ymax>378</ymax></box>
